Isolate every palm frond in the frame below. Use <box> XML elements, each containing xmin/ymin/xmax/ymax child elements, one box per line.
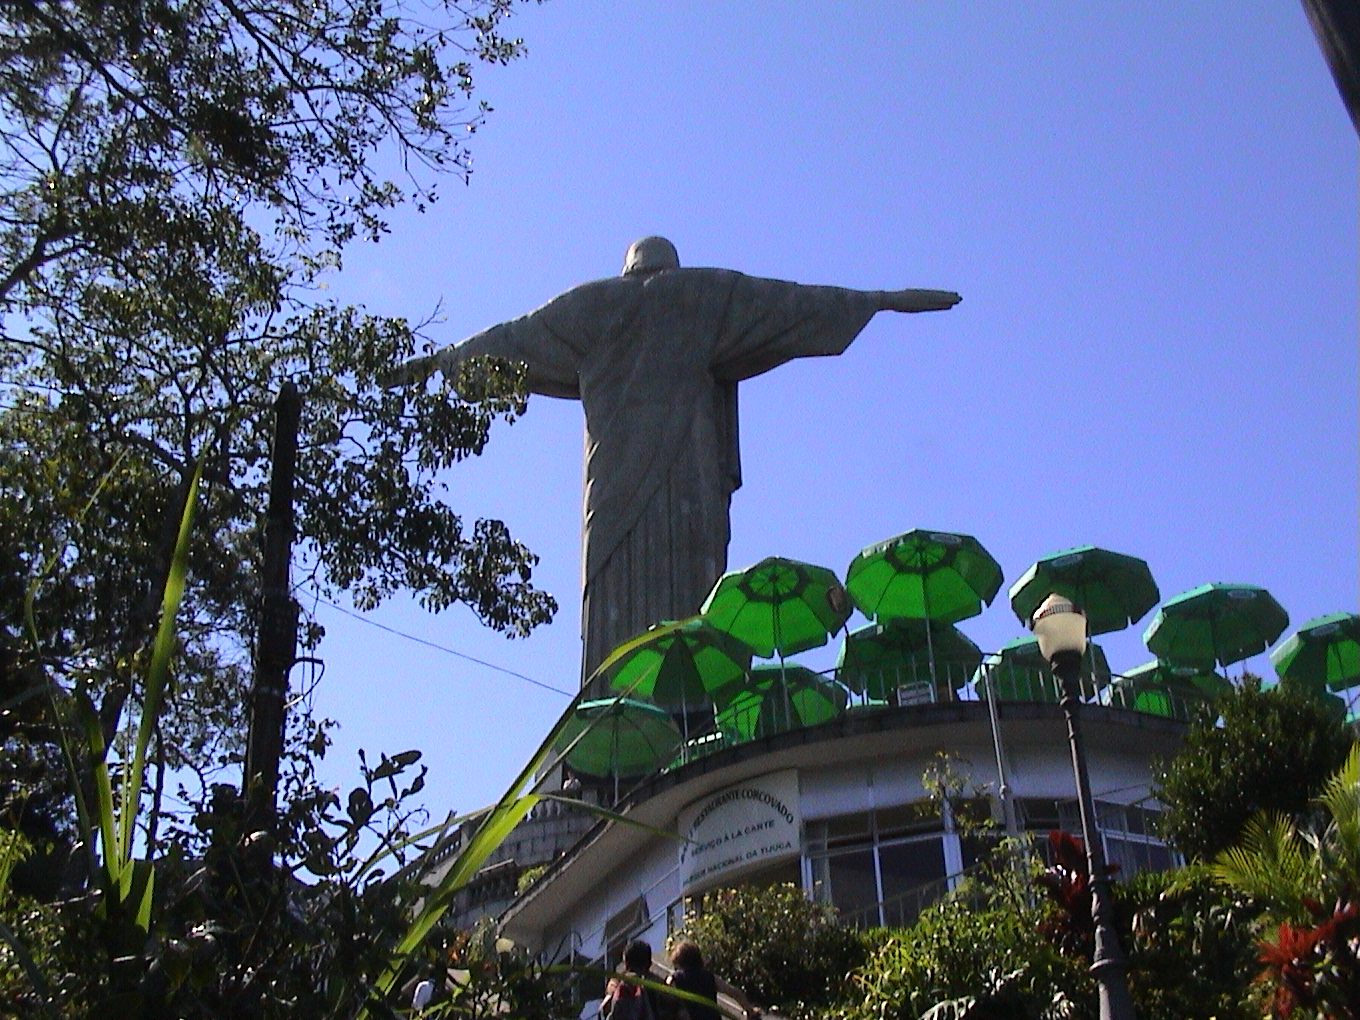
<box><xmin>1208</xmin><ymin>812</ymin><xmax>1318</xmax><ymax>923</ymax></box>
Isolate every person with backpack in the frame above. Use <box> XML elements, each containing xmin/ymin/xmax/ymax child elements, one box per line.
<box><xmin>602</xmin><ymin>940</ymin><xmax>671</xmax><ymax>1020</ymax></box>
<box><xmin>665</xmin><ymin>940</ymin><xmax>760</xmax><ymax>1020</ymax></box>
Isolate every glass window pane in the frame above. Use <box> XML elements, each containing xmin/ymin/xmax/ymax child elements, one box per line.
<box><xmin>827</xmin><ymin>812</ymin><xmax>872</xmax><ymax>847</ymax></box>
<box><xmin>826</xmin><ymin>848</ymin><xmax>878</xmax><ymax>915</ymax></box>
<box><xmin>1144</xmin><ymin>842</ymin><xmax>1175</xmax><ymax>872</ymax></box>
<box><xmin>877</xmin><ymin>838</ymin><xmax>947</xmax><ymax>927</ymax></box>
<box><xmin>961</xmin><ymin>832</ymin><xmax>999</xmax><ymax>870</ymax></box>
<box><xmin>1096</xmin><ymin>801</ymin><xmax>1127</xmax><ymax>832</ymax></box>
<box><xmin>804</xmin><ymin>819</ymin><xmax>828</xmax><ymax>854</ymax></box>
<box><xmin>1018</xmin><ymin>798</ymin><xmax>1062</xmax><ymax>832</ymax></box>
<box><xmin>875</xmin><ymin>804</ymin><xmax>938</xmax><ymax>839</ymax></box>
<box><xmin>877</xmin><ymin>838</ymin><xmax>946</xmax><ymax>899</ymax></box>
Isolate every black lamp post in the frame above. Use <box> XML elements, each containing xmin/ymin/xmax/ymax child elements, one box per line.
<box><xmin>1031</xmin><ymin>593</ymin><xmax>1138</xmax><ymax>1020</ymax></box>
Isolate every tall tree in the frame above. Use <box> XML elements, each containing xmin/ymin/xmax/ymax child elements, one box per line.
<box><xmin>1153</xmin><ymin>676</ymin><xmax>1354</xmax><ymax>862</ymax></box>
<box><xmin>0</xmin><ymin>0</ymin><xmax>554</xmax><ymax>855</ymax></box>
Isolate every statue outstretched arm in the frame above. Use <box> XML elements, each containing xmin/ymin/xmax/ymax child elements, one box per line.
<box><xmin>381</xmin><ymin>326</ymin><xmax>512</xmax><ymax>388</ymax></box>
<box><xmin>381</xmin><ymin>314</ymin><xmax>582</xmax><ymax>399</ymax></box>
<box><xmin>876</xmin><ymin>288</ymin><xmax>962</xmax><ymax>313</ymax></box>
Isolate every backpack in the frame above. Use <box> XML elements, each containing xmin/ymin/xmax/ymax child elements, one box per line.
<box><xmin>667</xmin><ymin>967</ymin><xmax>720</xmax><ymax>1020</ymax></box>
<box><xmin>607</xmin><ymin>979</ymin><xmax>656</xmax><ymax>1020</ymax></box>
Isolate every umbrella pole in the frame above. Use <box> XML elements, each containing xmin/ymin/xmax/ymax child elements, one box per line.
<box><xmin>983</xmin><ymin>664</ymin><xmax>1019</xmax><ymax>836</ymax></box>
<box><xmin>774</xmin><ymin>603</ymin><xmax>791</xmax><ymax>733</ymax></box>
<box><xmin>783</xmin><ymin>655</ymin><xmax>794</xmax><ymax>734</ymax></box>
<box><xmin>921</xmin><ymin>574</ymin><xmax>939</xmax><ymax>694</ymax></box>
<box><xmin>925</xmin><ymin>622</ymin><xmax>938</xmax><ymax>701</ymax></box>
<box><xmin>680</xmin><ymin>684</ymin><xmax>690</xmax><ymax>762</ymax></box>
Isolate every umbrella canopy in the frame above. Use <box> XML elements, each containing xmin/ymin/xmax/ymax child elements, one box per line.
<box><xmin>606</xmin><ymin>617</ymin><xmax>753</xmax><ymax>709</ymax></box>
<box><xmin>702</xmin><ymin>556</ymin><xmax>850</xmax><ymax>658</ymax></box>
<box><xmin>1008</xmin><ymin>546</ymin><xmax>1160</xmax><ymax>636</ymax></box>
<box><xmin>1120</xmin><ymin>660</ymin><xmax>1232</xmax><ymax>699</ymax></box>
<box><xmin>846</xmin><ymin>529</ymin><xmax>1003</xmax><ymax>625</ymax></box>
<box><xmin>554</xmin><ymin>698</ymin><xmax>683</xmax><ymax>778</ymax></box>
<box><xmin>977</xmin><ymin>636</ymin><xmax>1112</xmax><ymax>702</ymax></box>
<box><xmin>1270</xmin><ymin>612</ymin><xmax>1360</xmax><ymax>693</ymax></box>
<box><xmin>1113</xmin><ymin>660</ymin><xmax>1231</xmax><ymax>717</ymax></box>
<box><xmin>1144</xmin><ymin>583</ymin><xmax>1290</xmax><ymax>672</ymax></box>
<box><xmin>837</xmin><ymin>619</ymin><xmax>982</xmax><ymax>699</ymax></box>
<box><xmin>715</xmin><ymin>663</ymin><xmax>848</xmax><ymax>741</ymax></box>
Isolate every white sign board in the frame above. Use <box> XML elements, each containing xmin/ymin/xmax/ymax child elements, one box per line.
<box><xmin>678</xmin><ymin>770</ymin><xmax>800</xmax><ymax>895</ymax></box>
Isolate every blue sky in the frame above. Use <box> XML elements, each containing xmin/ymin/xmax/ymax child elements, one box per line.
<box><xmin>305</xmin><ymin>3</ymin><xmax>1357</xmax><ymax>821</ymax></box>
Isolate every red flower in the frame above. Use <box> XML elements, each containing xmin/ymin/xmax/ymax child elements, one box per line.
<box><xmin>1036</xmin><ymin>831</ymin><xmax>1119</xmax><ymax>959</ymax></box>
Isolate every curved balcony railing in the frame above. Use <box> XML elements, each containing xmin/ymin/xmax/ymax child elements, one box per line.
<box><xmin>659</xmin><ymin>657</ymin><xmax>1212</xmax><ymax>773</ymax></box>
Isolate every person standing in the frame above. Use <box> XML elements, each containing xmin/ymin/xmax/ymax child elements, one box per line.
<box><xmin>603</xmin><ymin>940</ymin><xmax>670</xmax><ymax>1020</ymax></box>
<box><xmin>667</xmin><ymin>940</ymin><xmax>760</xmax><ymax>1020</ymax></box>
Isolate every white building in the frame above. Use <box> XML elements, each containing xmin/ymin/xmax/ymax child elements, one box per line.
<box><xmin>497</xmin><ymin>695</ymin><xmax>1185</xmax><ymax>967</ymax></box>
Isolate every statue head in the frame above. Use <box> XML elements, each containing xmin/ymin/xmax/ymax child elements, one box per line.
<box><xmin>622</xmin><ymin>236</ymin><xmax>680</xmax><ymax>276</ymax></box>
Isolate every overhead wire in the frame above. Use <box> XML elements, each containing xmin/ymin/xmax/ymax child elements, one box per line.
<box><xmin>300</xmin><ymin>587</ymin><xmax>574</xmax><ymax>698</ymax></box>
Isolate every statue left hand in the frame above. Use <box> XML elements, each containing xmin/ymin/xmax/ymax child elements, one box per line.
<box><xmin>378</xmin><ymin>353</ymin><xmax>439</xmax><ymax>388</ymax></box>
<box><xmin>880</xmin><ymin>289</ymin><xmax>961</xmax><ymax>313</ymax></box>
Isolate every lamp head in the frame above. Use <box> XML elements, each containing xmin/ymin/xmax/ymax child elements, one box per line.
<box><xmin>1031</xmin><ymin>593</ymin><xmax>1088</xmax><ymax>662</ymax></box>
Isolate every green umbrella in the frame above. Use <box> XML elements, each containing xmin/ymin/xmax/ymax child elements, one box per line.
<box><xmin>1121</xmin><ymin>660</ymin><xmax>1231</xmax><ymax>698</ymax></box>
<box><xmin>702</xmin><ymin>556</ymin><xmax>851</xmax><ymax>658</ymax></box>
<box><xmin>976</xmin><ymin>636</ymin><xmax>1111</xmax><ymax>703</ymax></box>
<box><xmin>1009</xmin><ymin>546</ymin><xmax>1160</xmax><ymax>636</ymax></box>
<box><xmin>714</xmin><ymin>664</ymin><xmax>847</xmax><ymax>741</ymax></box>
<box><xmin>1112</xmin><ymin>660</ymin><xmax>1230</xmax><ymax>717</ymax></box>
<box><xmin>836</xmin><ymin>619</ymin><xmax>982</xmax><ymax>700</ymax></box>
<box><xmin>554</xmin><ymin>698</ymin><xmax>683</xmax><ymax>778</ymax></box>
<box><xmin>1270</xmin><ymin>612</ymin><xmax>1360</xmax><ymax>693</ymax></box>
<box><xmin>846</xmin><ymin>529</ymin><xmax>1003</xmax><ymax>625</ymax></box>
<box><xmin>1144</xmin><ymin>583</ymin><xmax>1289</xmax><ymax>673</ymax></box>
<box><xmin>606</xmin><ymin>617</ymin><xmax>753</xmax><ymax>710</ymax></box>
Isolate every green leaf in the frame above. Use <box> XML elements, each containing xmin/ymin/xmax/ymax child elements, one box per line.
<box><xmin>362</xmin><ymin>630</ymin><xmax>685</xmax><ymax>1014</ymax></box>
<box><xmin>0</xmin><ymin>915</ymin><xmax>56</xmax><ymax>1019</ymax></box>
<box><xmin>347</xmin><ymin>788</ymin><xmax>375</xmax><ymax>827</ymax></box>
<box><xmin>117</xmin><ymin>464</ymin><xmax>200</xmax><ymax>884</ymax></box>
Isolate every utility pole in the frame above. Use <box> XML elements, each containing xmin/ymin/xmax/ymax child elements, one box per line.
<box><xmin>244</xmin><ymin>382</ymin><xmax>302</xmax><ymax>842</ymax></box>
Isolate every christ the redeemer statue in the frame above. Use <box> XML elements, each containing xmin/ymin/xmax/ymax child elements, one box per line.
<box><xmin>390</xmin><ymin>237</ymin><xmax>960</xmax><ymax>682</ymax></box>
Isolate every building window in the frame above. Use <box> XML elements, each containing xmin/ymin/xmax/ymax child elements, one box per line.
<box><xmin>806</xmin><ymin>808</ymin><xmax>948</xmax><ymax>928</ymax></box>
<box><xmin>1018</xmin><ymin>798</ymin><xmax>1177</xmax><ymax>877</ymax></box>
<box><xmin>1096</xmin><ymin>801</ymin><xmax>1178</xmax><ymax>876</ymax></box>
<box><xmin>601</xmin><ymin>895</ymin><xmax>649</xmax><ymax>968</ymax></box>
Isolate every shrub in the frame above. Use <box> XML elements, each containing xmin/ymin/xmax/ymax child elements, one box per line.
<box><xmin>1120</xmin><ymin>868</ymin><xmax>1263</xmax><ymax>1020</ymax></box>
<box><xmin>673</xmin><ymin>882</ymin><xmax>867</xmax><ymax>1016</ymax></box>
<box><xmin>1154</xmin><ymin>677</ymin><xmax>1353</xmax><ymax>862</ymax></box>
<box><xmin>828</xmin><ymin>844</ymin><xmax>1092</xmax><ymax>1020</ymax></box>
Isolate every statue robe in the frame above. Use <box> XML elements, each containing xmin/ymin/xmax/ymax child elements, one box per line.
<box><xmin>447</xmin><ymin>267</ymin><xmax>886</xmax><ymax>681</ymax></box>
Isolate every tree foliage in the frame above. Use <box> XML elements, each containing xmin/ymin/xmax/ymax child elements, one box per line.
<box><xmin>826</xmin><ymin>844</ymin><xmax>1092</xmax><ymax>1020</ymax></box>
<box><xmin>673</xmin><ymin>882</ymin><xmax>867</xmax><ymax>1017</ymax></box>
<box><xmin>1152</xmin><ymin>676</ymin><xmax>1353</xmax><ymax>863</ymax></box>
<box><xmin>0</xmin><ymin>0</ymin><xmax>554</xmax><ymax>859</ymax></box>
<box><xmin>1122</xmin><ymin>869</ymin><xmax>1262</xmax><ymax>1020</ymax></box>
<box><xmin>1207</xmin><ymin>744</ymin><xmax>1360</xmax><ymax>1019</ymax></box>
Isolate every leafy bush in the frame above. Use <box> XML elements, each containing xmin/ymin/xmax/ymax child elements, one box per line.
<box><xmin>673</xmin><ymin>882</ymin><xmax>867</xmax><ymax>1016</ymax></box>
<box><xmin>828</xmin><ymin>844</ymin><xmax>1092</xmax><ymax>1020</ymax></box>
<box><xmin>1120</xmin><ymin>869</ymin><xmax>1263</xmax><ymax>1020</ymax></box>
<box><xmin>413</xmin><ymin>924</ymin><xmax>579</xmax><ymax>1020</ymax></box>
<box><xmin>1154</xmin><ymin>677</ymin><xmax>1353</xmax><ymax>862</ymax></box>
<box><xmin>1207</xmin><ymin>743</ymin><xmax>1360</xmax><ymax>1019</ymax></box>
